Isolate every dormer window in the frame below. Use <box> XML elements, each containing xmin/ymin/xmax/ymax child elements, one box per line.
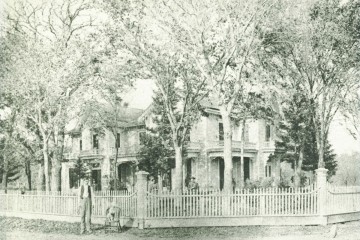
<box><xmin>93</xmin><ymin>134</ymin><xmax>99</xmax><ymax>149</ymax></box>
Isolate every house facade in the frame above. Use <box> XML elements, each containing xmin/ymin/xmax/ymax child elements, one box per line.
<box><xmin>183</xmin><ymin>104</ymin><xmax>279</xmax><ymax>190</ymax></box>
<box><xmin>61</xmin><ymin>104</ymin><xmax>279</xmax><ymax>191</ymax></box>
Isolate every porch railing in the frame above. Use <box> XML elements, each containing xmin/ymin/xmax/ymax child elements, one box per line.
<box><xmin>110</xmin><ymin>146</ymin><xmax>140</xmax><ymax>157</ymax></box>
<box><xmin>207</xmin><ymin>141</ymin><xmax>257</xmax><ymax>150</ymax></box>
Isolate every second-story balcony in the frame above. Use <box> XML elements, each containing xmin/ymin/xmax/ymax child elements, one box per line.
<box><xmin>206</xmin><ymin>140</ymin><xmax>257</xmax><ymax>153</ymax></box>
<box><xmin>262</xmin><ymin>141</ymin><xmax>276</xmax><ymax>150</ymax></box>
<box><xmin>185</xmin><ymin>141</ymin><xmax>202</xmax><ymax>153</ymax></box>
<box><xmin>79</xmin><ymin>148</ymin><xmax>105</xmax><ymax>158</ymax></box>
<box><xmin>63</xmin><ymin>148</ymin><xmax>106</xmax><ymax>160</ymax></box>
<box><xmin>110</xmin><ymin>146</ymin><xmax>140</xmax><ymax>158</ymax></box>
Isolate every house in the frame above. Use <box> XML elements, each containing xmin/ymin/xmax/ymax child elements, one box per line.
<box><xmin>61</xmin><ymin>106</ymin><xmax>149</xmax><ymax>191</ymax></box>
<box><xmin>61</xmin><ymin>102</ymin><xmax>279</xmax><ymax>191</ymax></box>
<box><xmin>184</xmin><ymin>100</ymin><xmax>279</xmax><ymax>190</ymax></box>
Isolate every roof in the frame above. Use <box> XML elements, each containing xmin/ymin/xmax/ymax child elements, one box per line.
<box><xmin>67</xmin><ymin>106</ymin><xmax>146</xmax><ymax>135</ymax></box>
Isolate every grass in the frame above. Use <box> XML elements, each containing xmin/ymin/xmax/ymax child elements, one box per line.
<box><xmin>0</xmin><ymin>216</ymin><xmax>332</xmax><ymax>239</ymax></box>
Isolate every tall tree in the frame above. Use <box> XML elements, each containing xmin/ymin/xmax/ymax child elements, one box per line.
<box><xmin>102</xmin><ymin>0</ymin><xmax>209</xmax><ymax>190</ymax></box>
<box><xmin>261</xmin><ymin>0</ymin><xmax>360</xmax><ymax>170</ymax></box>
<box><xmin>147</xmin><ymin>0</ymin><xmax>279</xmax><ymax>192</ymax></box>
<box><xmin>3</xmin><ymin>0</ymin><xmax>100</xmax><ymax>191</ymax></box>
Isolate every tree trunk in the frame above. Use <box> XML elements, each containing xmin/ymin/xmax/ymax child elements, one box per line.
<box><xmin>220</xmin><ymin>106</ymin><xmax>233</xmax><ymax>193</ymax></box>
<box><xmin>37</xmin><ymin>163</ymin><xmax>45</xmax><ymax>191</ymax></box>
<box><xmin>173</xmin><ymin>145</ymin><xmax>183</xmax><ymax>191</ymax></box>
<box><xmin>240</xmin><ymin>118</ymin><xmax>246</xmax><ymax>188</ymax></box>
<box><xmin>114</xmin><ymin>144</ymin><xmax>119</xmax><ymax>190</ymax></box>
<box><xmin>2</xmin><ymin>154</ymin><xmax>8</xmax><ymax>194</ymax></box>
<box><xmin>51</xmin><ymin>161</ymin><xmax>62</xmax><ymax>191</ymax></box>
<box><xmin>317</xmin><ymin>92</ymin><xmax>326</xmax><ymax>168</ymax></box>
<box><xmin>294</xmin><ymin>145</ymin><xmax>305</xmax><ymax>187</ymax></box>
<box><xmin>25</xmin><ymin>159</ymin><xmax>32</xmax><ymax>190</ymax></box>
<box><xmin>43</xmin><ymin>140</ymin><xmax>50</xmax><ymax>192</ymax></box>
<box><xmin>51</xmin><ymin>129</ymin><xmax>65</xmax><ymax>191</ymax></box>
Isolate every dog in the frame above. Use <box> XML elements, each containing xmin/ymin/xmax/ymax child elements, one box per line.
<box><xmin>106</xmin><ymin>204</ymin><xmax>121</xmax><ymax>222</ymax></box>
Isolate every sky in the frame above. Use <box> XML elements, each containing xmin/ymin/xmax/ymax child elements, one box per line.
<box><xmin>329</xmin><ymin>118</ymin><xmax>359</xmax><ymax>155</ymax></box>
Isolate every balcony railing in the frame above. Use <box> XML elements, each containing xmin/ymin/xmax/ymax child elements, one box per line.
<box><xmin>185</xmin><ymin>142</ymin><xmax>202</xmax><ymax>151</ymax></box>
<box><xmin>63</xmin><ymin>152</ymin><xmax>79</xmax><ymax>160</ymax></box>
<box><xmin>79</xmin><ymin>148</ymin><xmax>105</xmax><ymax>156</ymax></box>
<box><xmin>263</xmin><ymin>141</ymin><xmax>275</xmax><ymax>148</ymax></box>
<box><xmin>110</xmin><ymin>146</ymin><xmax>140</xmax><ymax>157</ymax></box>
<box><xmin>207</xmin><ymin>140</ymin><xmax>257</xmax><ymax>150</ymax></box>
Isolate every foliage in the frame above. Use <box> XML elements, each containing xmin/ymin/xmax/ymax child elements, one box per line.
<box><xmin>260</xmin><ymin>0</ymin><xmax>360</xmax><ymax>169</ymax></box>
<box><xmin>331</xmin><ymin>152</ymin><xmax>360</xmax><ymax>186</ymax></box>
<box><xmin>101</xmin><ymin>0</ymin><xmax>210</xmax><ymax>190</ymax></box>
<box><xmin>70</xmin><ymin>158</ymin><xmax>89</xmax><ymax>188</ymax></box>
<box><xmin>137</xmin><ymin>133</ymin><xmax>174</xmax><ymax>180</ymax></box>
<box><xmin>269</xmin><ymin>90</ymin><xmax>337</xmax><ymax>181</ymax></box>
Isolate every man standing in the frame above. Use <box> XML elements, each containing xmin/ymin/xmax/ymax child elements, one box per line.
<box><xmin>79</xmin><ymin>177</ymin><xmax>93</xmax><ymax>234</ymax></box>
<box><xmin>188</xmin><ymin>176</ymin><xmax>199</xmax><ymax>191</ymax></box>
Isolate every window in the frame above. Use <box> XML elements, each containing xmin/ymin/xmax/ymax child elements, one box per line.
<box><xmin>139</xmin><ymin>131</ymin><xmax>146</xmax><ymax>145</ymax></box>
<box><xmin>116</xmin><ymin>133</ymin><xmax>120</xmax><ymax>148</ymax></box>
<box><xmin>79</xmin><ymin>139</ymin><xmax>82</xmax><ymax>151</ymax></box>
<box><xmin>244</xmin><ymin>124</ymin><xmax>249</xmax><ymax>142</ymax></box>
<box><xmin>93</xmin><ymin>134</ymin><xmax>99</xmax><ymax>149</ymax></box>
<box><xmin>265</xmin><ymin>124</ymin><xmax>271</xmax><ymax>142</ymax></box>
<box><xmin>219</xmin><ymin>123</ymin><xmax>224</xmax><ymax>141</ymax></box>
<box><xmin>265</xmin><ymin>164</ymin><xmax>272</xmax><ymax>177</ymax></box>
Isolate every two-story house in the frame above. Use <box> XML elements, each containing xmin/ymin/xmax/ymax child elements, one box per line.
<box><xmin>183</xmin><ymin>100</ymin><xmax>279</xmax><ymax>190</ymax></box>
<box><xmin>61</xmin><ymin>106</ymin><xmax>148</xmax><ymax>191</ymax></box>
<box><xmin>61</xmin><ymin>102</ymin><xmax>279</xmax><ymax>191</ymax></box>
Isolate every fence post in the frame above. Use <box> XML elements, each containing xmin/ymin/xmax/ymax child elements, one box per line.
<box><xmin>315</xmin><ymin>168</ymin><xmax>328</xmax><ymax>225</ymax></box>
<box><xmin>136</xmin><ymin>171</ymin><xmax>148</xmax><ymax>229</ymax></box>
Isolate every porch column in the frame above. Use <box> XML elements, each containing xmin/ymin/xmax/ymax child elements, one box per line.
<box><xmin>136</xmin><ymin>171</ymin><xmax>149</xmax><ymax>229</ymax></box>
<box><xmin>240</xmin><ymin>158</ymin><xmax>244</xmax><ymax>188</ymax></box>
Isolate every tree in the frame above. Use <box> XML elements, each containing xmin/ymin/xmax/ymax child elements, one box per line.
<box><xmin>147</xmin><ymin>0</ymin><xmax>279</xmax><ymax>192</ymax></box>
<box><xmin>137</xmin><ymin>133</ymin><xmax>173</xmax><ymax>190</ymax></box>
<box><xmin>84</xmin><ymin>88</ymin><xmax>132</xmax><ymax>191</ymax></box>
<box><xmin>261</xmin><ymin>0</ymin><xmax>360</xmax><ymax>170</ymax></box>
<box><xmin>332</xmin><ymin>152</ymin><xmax>360</xmax><ymax>186</ymax></box>
<box><xmin>71</xmin><ymin>158</ymin><xmax>88</xmax><ymax>188</ymax></box>
<box><xmin>102</xmin><ymin>0</ymin><xmax>209</xmax><ymax>190</ymax></box>
<box><xmin>234</xmin><ymin>89</ymin><xmax>275</xmax><ymax>187</ymax></box>
<box><xmin>3</xmin><ymin>0</ymin><xmax>100</xmax><ymax>191</ymax></box>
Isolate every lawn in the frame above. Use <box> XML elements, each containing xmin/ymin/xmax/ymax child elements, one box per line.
<box><xmin>0</xmin><ymin>216</ymin><xmax>332</xmax><ymax>239</ymax></box>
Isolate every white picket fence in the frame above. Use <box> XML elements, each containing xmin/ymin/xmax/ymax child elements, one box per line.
<box><xmin>1</xmin><ymin>182</ymin><xmax>360</xmax><ymax>227</ymax></box>
<box><xmin>147</xmin><ymin>184</ymin><xmax>319</xmax><ymax>218</ymax></box>
<box><xmin>326</xmin><ymin>183</ymin><xmax>360</xmax><ymax>215</ymax></box>
<box><xmin>0</xmin><ymin>191</ymin><xmax>137</xmax><ymax>218</ymax></box>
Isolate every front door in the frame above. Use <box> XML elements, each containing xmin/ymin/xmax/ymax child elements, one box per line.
<box><xmin>91</xmin><ymin>169</ymin><xmax>101</xmax><ymax>191</ymax></box>
<box><xmin>244</xmin><ymin>157</ymin><xmax>250</xmax><ymax>181</ymax></box>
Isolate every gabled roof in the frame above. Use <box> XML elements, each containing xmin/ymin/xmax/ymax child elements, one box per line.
<box><xmin>67</xmin><ymin>106</ymin><xmax>146</xmax><ymax>135</ymax></box>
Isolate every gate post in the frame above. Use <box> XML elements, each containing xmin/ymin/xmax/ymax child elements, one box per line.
<box><xmin>136</xmin><ymin>171</ymin><xmax>149</xmax><ymax>229</ymax></box>
<box><xmin>315</xmin><ymin>168</ymin><xmax>328</xmax><ymax>225</ymax></box>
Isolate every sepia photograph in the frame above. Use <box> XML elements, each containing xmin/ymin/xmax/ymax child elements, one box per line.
<box><xmin>0</xmin><ymin>0</ymin><xmax>359</xmax><ymax>239</ymax></box>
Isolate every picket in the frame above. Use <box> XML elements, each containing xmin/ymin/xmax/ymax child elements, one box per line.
<box><xmin>144</xmin><ymin>184</ymin><xmax>321</xmax><ymax>218</ymax></box>
<box><xmin>1</xmin><ymin>183</ymin><xmax>359</xmax><ymax>224</ymax></box>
